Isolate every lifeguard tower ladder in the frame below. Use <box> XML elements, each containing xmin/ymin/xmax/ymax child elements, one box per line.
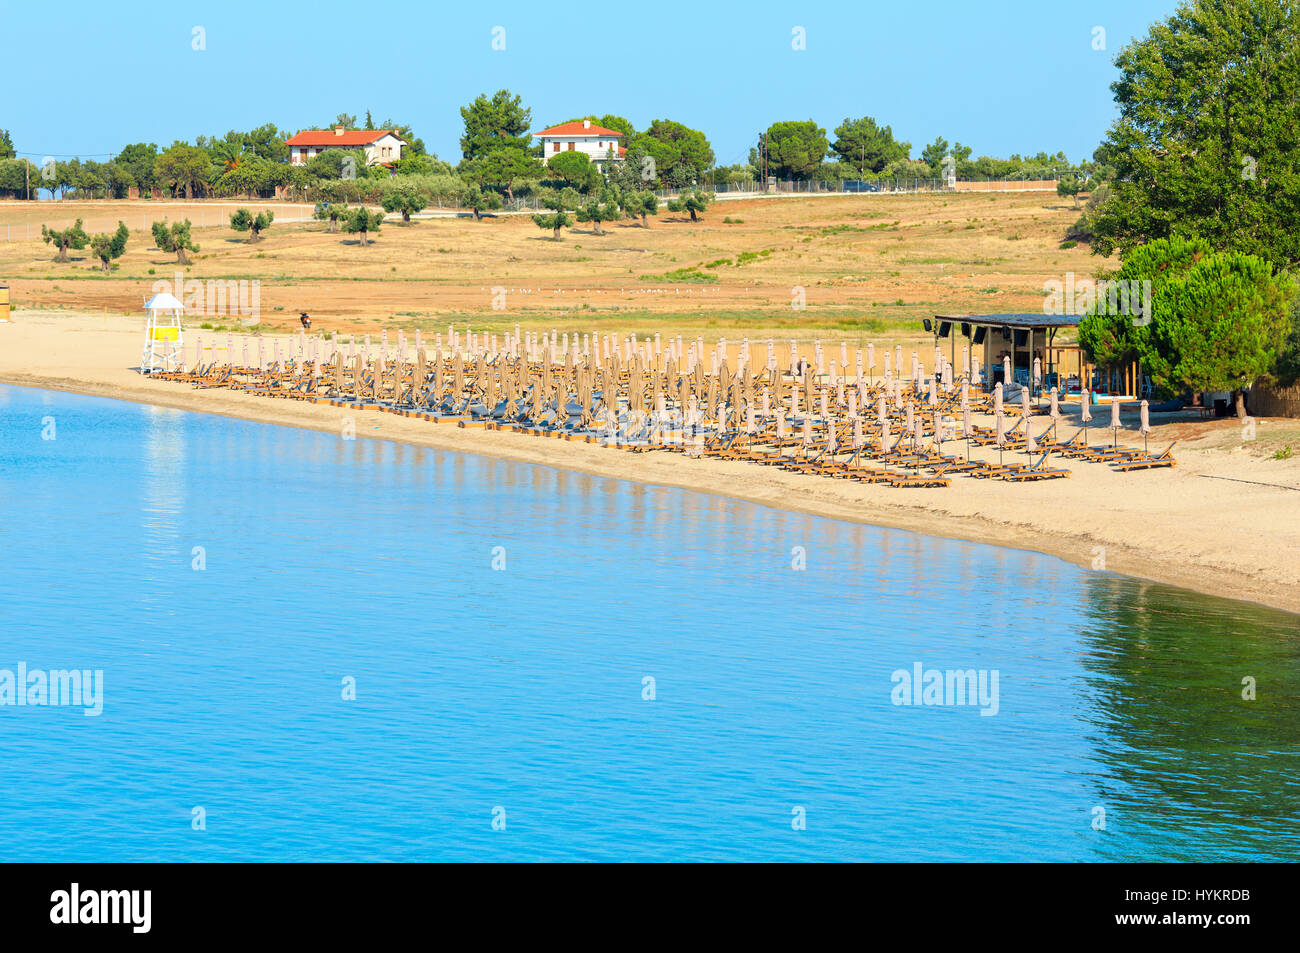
<box><xmin>141</xmin><ymin>292</ymin><xmax>185</xmax><ymax>374</ymax></box>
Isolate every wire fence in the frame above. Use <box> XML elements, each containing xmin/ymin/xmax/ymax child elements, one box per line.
<box><xmin>0</xmin><ymin>176</ymin><xmax>1064</xmax><ymax>239</ymax></box>
<box><xmin>0</xmin><ymin>202</ymin><xmax>319</xmax><ymax>242</ymax></box>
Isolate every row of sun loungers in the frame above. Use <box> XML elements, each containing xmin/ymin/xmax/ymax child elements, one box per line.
<box><xmin>151</xmin><ymin>350</ymin><xmax>1176</xmax><ymax>488</ymax></box>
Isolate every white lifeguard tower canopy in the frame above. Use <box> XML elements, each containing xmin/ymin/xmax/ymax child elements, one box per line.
<box><xmin>141</xmin><ymin>292</ymin><xmax>185</xmax><ymax>374</ymax></box>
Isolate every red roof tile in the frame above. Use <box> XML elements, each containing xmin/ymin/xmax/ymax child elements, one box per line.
<box><xmin>535</xmin><ymin>121</ymin><xmax>624</xmax><ymax>139</ymax></box>
<box><xmin>285</xmin><ymin>129</ymin><xmax>406</xmax><ymax>147</ymax></box>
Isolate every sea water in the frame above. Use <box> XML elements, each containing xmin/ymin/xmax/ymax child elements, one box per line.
<box><xmin>0</xmin><ymin>383</ymin><xmax>1297</xmax><ymax>861</ymax></box>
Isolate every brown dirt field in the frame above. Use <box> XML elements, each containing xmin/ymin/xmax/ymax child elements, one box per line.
<box><xmin>0</xmin><ymin>192</ymin><xmax>1100</xmax><ymax>345</ymax></box>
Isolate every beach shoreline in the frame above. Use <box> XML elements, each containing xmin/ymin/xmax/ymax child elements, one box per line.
<box><xmin>4</xmin><ymin>313</ymin><xmax>1299</xmax><ymax>617</ymax></box>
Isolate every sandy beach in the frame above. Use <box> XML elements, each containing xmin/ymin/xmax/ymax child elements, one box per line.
<box><xmin>3</xmin><ymin>309</ymin><xmax>1299</xmax><ymax>616</ymax></box>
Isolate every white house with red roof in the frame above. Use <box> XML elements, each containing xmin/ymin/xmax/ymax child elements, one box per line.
<box><xmin>285</xmin><ymin>127</ymin><xmax>407</xmax><ymax>167</ymax></box>
<box><xmin>535</xmin><ymin>119</ymin><xmax>626</xmax><ymax>171</ymax></box>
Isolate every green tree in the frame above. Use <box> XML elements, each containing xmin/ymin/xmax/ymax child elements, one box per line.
<box><xmin>1090</xmin><ymin>0</ymin><xmax>1300</xmax><ymax>264</ymax></box>
<box><xmin>154</xmin><ymin>143</ymin><xmax>210</xmax><ymax>198</ymax></box>
<box><xmin>88</xmin><ymin>221</ymin><xmax>130</xmax><ymax>272</ymax></box>
<box><xmin>666</xmin><ymin>189</ymin><xmax>712</xmax><ymax>223</ymax></box>
<box><xmin>379</xmin><ymin>118</ymin><xmax>426</xmax><ymax>156</ymax></box>
<box><xmin>215</xmin><ymin>156</ymin><xmax>284</xmax><ymax>197</ymax></box>
<box><xmin>472</xmin><ymin>145</ymin><xmax>542</xmax><ymax>201</ymax></box>
<box><xmin>623</xmin><ymin>190</ymin><xmax>658</xmax><ymax>227</ymax></box>
<box><xmin>313</xmin><ymin>201</ymin><xmax>348</xmax><ymax>233</ymax></box>
<box><xmin>381</xmin><ymin>184</ymin><xmax>428</xmax><ymax>223</ymax></box>
<box><xmin>343</xmin><ymin>207</ymin><xmax>384</xmax><ymax>245</ymax></box>
<box><xmin>230</xmin><ymin>208</ymin><xmax>274</xmax><ymax>241</ymax></box>
<box><xmin>304</xmin><ymin>148</ymin><xmax>369</xmax><ymax>181</ymax></box>
<box><xmin>115</xmin><ymin>143</ymin><xmax>158</xmax><ymax>193</ymax></box>
<box><xmin>0</xmin><ymin>129</ymin><xmax>15</xmax><ymax>160</ymax></box>
<box><xmin>1056</xmin><ymin>174</ymin><xmax>1083</xmax><ymax>208</ymax></box>
<box><xmin>459</xmin><ymin>90</ymin><xmax>533</xmax><ymax>160</ymax></box>
<box><xmin>532</xmin><ymin>191</ymin><xmax>573</xmax><ymax>240</ymax></box>
<box><xmin>630</xmin><ymin>120</ymin><xmax>714</xmax><ymax>186</ymax></box>
<box><xmin>38</xmin><ymin>159</ymin><xmax>70</xmax><ymax>200</ymax></box>
<box><xmin>1078</xmin><ymin>236</ymin><xmax>1211</xmax><ymax>371</ymax></box>
<box><xmin>0</xmin><ymin>159</ymin><xmax>39</xmax><ymax>199</ymax></box>
<box><xmin>546</xmin><ymin>151</ymin><xmax>600</xmax><ymax>191</ymax></box>
<box><xmin>460</xmin><ymin>184</ymin><xmax>502</xmax><ymax>220</ymax></box>
<box><xmin>575</xmin><ymin>193</ymin><xmax>620</xmax><ymax>235</ymax></box>
<box><xmin>41</xmin><ymin>219</ymin><xmax>89</xmax><ymax>262</ymax></box>
<box><xmin>921</xmin><ymin>137</ymin><xmax>950</xmax><ymax>171</ymax></box>
<box><xmin>830</xmin><ymin>117</ymin><xmax>909</xmax><ymax>176</ymax></box>
<box><xmin>1148</xmin><ymin>252</ymin><xmax>1296</xmax><ymax>414</ymax></box>
<box><xmin>762</xmin><ymin>121</ymin><xmax>828</xmax><ymax>180</ymax></box>
<box><xmin>151</xmin><ymin>219</ymin><xmax>200</xmax><ymax>264</ymax></box>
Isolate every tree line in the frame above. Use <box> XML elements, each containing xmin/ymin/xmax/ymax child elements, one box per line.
<box><xmin>1075</xmin><ymin>0</ymin><xmax>1300</xmax><ymax>412</ymax></box>
<box><xmin>0</xmin><ymin>92</ymin><xmax>1088</xmax><ymax>206</ymax></box>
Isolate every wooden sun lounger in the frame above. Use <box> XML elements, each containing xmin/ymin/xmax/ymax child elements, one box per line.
<box><xmin>1112</xmin><ymin>443</ymin><xmax>1177</xmax><ymax>471</ymax></box>
<box><xmin>1002</xmin><ymin>466</ymin><xmax>1071</xmax><ymax>481</ymax></box>
<box><xmin>888</xmin><ymin>473</ymin><xmax>951</xmax><ymax>488</ymax></box>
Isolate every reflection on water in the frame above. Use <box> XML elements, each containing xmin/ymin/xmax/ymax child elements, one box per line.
<box><xmin>1077</xmin><ymin>577</ymin><xmax>1300</xmax><ymax>860</ymax></box>
<box><xmin>0</xmin><ymin>383</ymin><xmax>1297</xmax><ymax>862</ymax></box>
<box><xmin>140</xmin><ymin>404</ymin><xmax>186</xmax><ymax>574</ymax></box>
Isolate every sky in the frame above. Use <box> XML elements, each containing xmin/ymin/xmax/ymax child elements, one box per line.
<box><xmin>4</xmin><ymin>0</ymin><xmax>1179</xmax><ymax>167</ymax></box>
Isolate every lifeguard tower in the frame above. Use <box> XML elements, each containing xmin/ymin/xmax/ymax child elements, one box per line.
<box><xmin>141</xmin><ymin>291</ymin><xmax>185</xmax><ymax>374</ymax></box>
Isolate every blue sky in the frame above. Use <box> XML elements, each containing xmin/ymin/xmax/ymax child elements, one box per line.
<box><xmin>7</xmin><ymin>0</ymin><xmax>1177</xmax><ymax>165</ymax></box>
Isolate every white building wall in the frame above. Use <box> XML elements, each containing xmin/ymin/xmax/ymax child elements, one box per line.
<box><xmin>542</xmin><ymin>135</ymin><xmax>622</xmax><ymax>169</ymax></box>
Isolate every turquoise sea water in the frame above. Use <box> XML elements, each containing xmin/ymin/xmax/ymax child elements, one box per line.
<box><xmin>0</xmin><ymin>382</ymin><xmax>1297</xmax><ymax>862</ymax></box>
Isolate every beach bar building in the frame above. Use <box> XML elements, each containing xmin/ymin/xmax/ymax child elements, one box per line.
<box><xmin>925</xmin><ymin>312</ymin><xmax>1144</xmax><ymax>398</ymax></box>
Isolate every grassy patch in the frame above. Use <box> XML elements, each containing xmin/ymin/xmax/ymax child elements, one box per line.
<box><xmin>637</xmin><ymin>267</ymin><xmax>718</xmax><ymax>283</ymax></box>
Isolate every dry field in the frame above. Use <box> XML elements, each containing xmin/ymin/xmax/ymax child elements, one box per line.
<box><xmin>0</xmin><ymin>192</ymin><xmax>1100</xmax><ymax>345</ymax></box>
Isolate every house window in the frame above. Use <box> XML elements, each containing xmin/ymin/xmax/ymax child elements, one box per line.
<box><xmin>552</xmin><ymin>142</ymin><xmax>560</xmax><ymax>153</ymax></box>
<box><xmin>568</xmin><ymin>142</ymin><xmax>575</xmax><ymax>151</ymax></box>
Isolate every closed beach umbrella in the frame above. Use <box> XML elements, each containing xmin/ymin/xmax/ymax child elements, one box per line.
<box><xmin>852</xmin><ymin>416</ymin><xmax>863</xmax><ymax>449</ymax></box>
<box><xmin>1110</xmin><ymin>397</ymin><xmax>1121</xmax><ymax>447</ymax></box>
<box><xmin>802</xmin><ymin>416</ymin><xmax>813</xmax><ymax>447</ymax></box>
<box><xmin>994</xmin><ymin>407</ymin><xmax>1007</xmax><ymax>464</ymax></box>
<box><xmin>994</xmin><ymin>382</ymin><xmax>1003</xmax><ymax>418</ymax></box>
<box><xmin>1140</xmin><ymin>398</ymin><xmax>1151</xmax><ymax>453</ymax></box>
<box><xmin>1049</xmin><ymin>387</ymin><xmax>1061</xmax><ymax>421</ymax></box>
<box><xmin>1003</xmin><ymin>355</ymin><xmax>1012</xmax><ymax>387</ymax></box>
<box><xmin>879</xmin><ymin>414</ymin><xmax>890</xmax><ymax>452</ymax></box>
<box><xmin>1026</xmin><ymin>420</ymin><xmax>1038</xmax><ymax>454</ymax></box>
<box><xmin>1020</xmin><ymin>387</ymin><xmax>1030</xmax><ymax>422</ymax></box>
